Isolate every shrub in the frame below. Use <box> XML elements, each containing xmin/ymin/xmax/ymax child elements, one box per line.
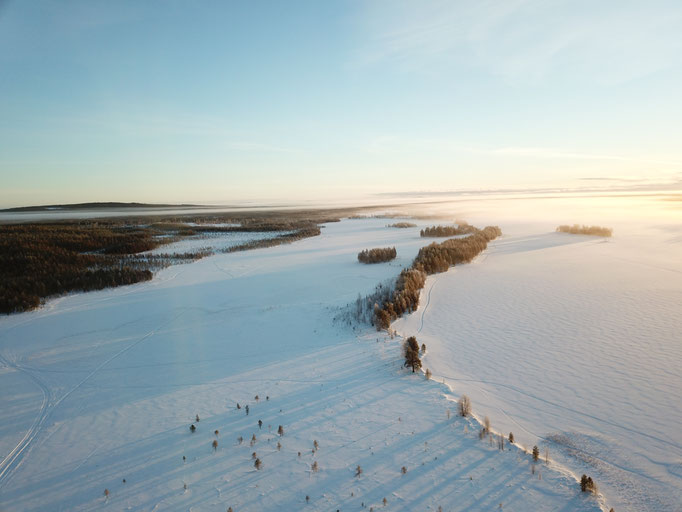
<box><xmin>425</xmin><ymin>368</ymin><xmax>432</xmax><ymax>380</ymax></box>
<box><xmin>356</xmin><ymin>465</ymin><xmax>362</xmax><ymax>477</ymax></box>
<box><xmin>532</xmin><ymin>445</ymin><xmax>540</xmax><ymax>462</ymax></box>
<box><xmin>278</xmin><ymin>425</ymin><xmax>284</xmax><ymax>436</ymax></box>
<box><xmin>483</xmin><ymin>416</ymin><xmax>491</xmax><ymax>434</ymax></box>
<box><xmin>458</xmin><ymin>395</ymin><xmax>471</xmax><ymax>417</ymax></box>
<box><xmin>212</xmin><ymin>440</ymin><xmax>218</xmax><ymax>452</ymax></box>
<box><xmin>312</xmin><ymin>461</ymin><xmax>318</xmax><ymax>472</ymax></box>
<box><xmin>190</xmin><ymin>424</ymin><xmax>196</xmax><ymax>433</ymax></box>
<box><xmin>508</xmin><ymin>432</ymin><xmax>514</xmax><ymax>443</ymax></box>
<box><xmin>401</xmin><ymin>466</ymin><xmax>407</xmax><ymax>474</ymax></box>
<box><xmin>254</xmin><ymin>458</ymin><xmax>262</xmax><ymax>470</ymax></box>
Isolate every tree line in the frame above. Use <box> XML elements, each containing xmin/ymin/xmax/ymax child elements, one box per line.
<box><xmin>374</xmin><ymin>226</ymin><xmax>502</xmax><ymax>329</ymax></box>
<box><xmin>556</xmin><ymin>224</ymin><xmax>612</xmax><ymax>237</ymax></box>
<box><xmin>0</xmin><ymin>220</ymin><xmax>324</xmax><ymax>314</ymax></box>
<box><xmin>357</xmin><ymin>247</ymin><xmax>397</xmax><ymax>264</ymax></box>
<box><xmin>420</xmin><ymin>224</ymin><xmax>479</xmax><ymax>237</ymax></box>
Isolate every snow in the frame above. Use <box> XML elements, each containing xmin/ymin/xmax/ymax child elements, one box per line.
<box><xmin>144</xmin><ymin>231</ymin><xmax>291</xmax><ymax>255</ymax></box>
<box><xmin>0</xmin><ymin>217</ymin><xmax>606</xmax><ymax>511</ymax></box>
<box><xmin>394</xmin><ymin>221</ymin><xmax>682</xmax><ymax>512</ymax></box>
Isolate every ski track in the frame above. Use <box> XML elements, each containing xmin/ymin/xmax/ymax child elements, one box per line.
<box><xmin>0</xmin><ymin>310</ymin><xmax>185</xmax><ymax>490</ymax></box>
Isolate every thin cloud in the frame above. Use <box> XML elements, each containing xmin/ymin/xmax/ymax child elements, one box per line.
<box><xmin>355</xmin><ymin>0</ymin><xmax>682</xmax><ymax>84</ymax></box>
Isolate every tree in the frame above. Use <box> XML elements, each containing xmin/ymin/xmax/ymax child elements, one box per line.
<box><xmin>458</xmin><ymin>395</ymin><xmax>471</xmax><ymax>417</ymax></box>
<box><xmin>190</xmin><ymin>424</ymin><xmax>196</xmax><ymax>433</ymax></box>
<box><xmin>580</xmin><ymin>474</ymin><xmax>596</xmax><ymax>493</ymax></box>
<box><xmin>355</xmin><ymin>465</ymin><xmax>362</xmax><ymax>477</ymax></box>
<box><xmin>212</xmin><ymin>440</ymin><xmax>218</xmax><ymax>452</ymax></box>
<box><xmin>404</xmin><ymin>336</ymin><xmax>422</xmax><ymax>373</ymax></box>
<box><xmin>278</xmin><ymin>425</ymin><xmax>284</xmax><ymax>436</ymax></box>
<box><xmin>254</xmin><ymin>458</ymin><xmax>262</xmax><ymax>470</ymax></box>
<box><xmin>508</xmin><ymin>432</ymin><xmax>514</xmax><ymax>444</ymax></box>
<box><xmin>532</xmin><ymin>445</ymin><xmax>540</xmax><ymax>462</ymax></box>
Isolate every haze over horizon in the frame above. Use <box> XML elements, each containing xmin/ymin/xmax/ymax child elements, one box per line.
<box><xmin>1</xmin><ymin>0</ymin><xmax>682</xmax><ymax>208</ymax></box>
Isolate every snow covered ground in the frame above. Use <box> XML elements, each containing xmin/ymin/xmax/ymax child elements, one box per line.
<box><xmin>0</xmin><ymin>217</ymin><xmax>605</xmax><ymax>511</ymax></box>
<box><xmin>394</xmin><ymin>220</ymin><xmax>682</xmax><ymax>512</ymax></box>
<box><xmin>145</xmin><ymin>231</ymin><xmax>291</xmax><ymax>256</ymax></box>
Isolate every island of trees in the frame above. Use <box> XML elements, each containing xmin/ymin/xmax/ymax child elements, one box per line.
<box><xmin>358</xmin><ymin>247</ymin><xmax>397</xmax><ymax>264</ymax></box>
<box><xmin>556</xmin><ymin>224</ymin><xmax>613</xmax><ymax>237</ymax></box>
<box><xmin>387</xmin><ymin>222</ymin><xmax>417</xmax><ymax>228</ymax></box>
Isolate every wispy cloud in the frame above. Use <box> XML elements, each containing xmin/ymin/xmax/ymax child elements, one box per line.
<box><xmin>355</xmin><ymin>0</ymin><xmax>682</xmax><ymax>84</ymax></box>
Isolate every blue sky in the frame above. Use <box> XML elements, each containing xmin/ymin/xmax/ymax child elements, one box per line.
<box><xmin>1</xmin><ymin>0</ymin><xmax>682</xmax><ymax>207</ymax></box>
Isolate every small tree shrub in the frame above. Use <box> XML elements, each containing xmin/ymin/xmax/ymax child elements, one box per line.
<box><xmin>212</xmin><ymin>440</ymin><xmax>218</xmax><ymax>452</ymax></box>
<box><xmin>532</xmin><ymin>445</ymin><xmax>540</xmax><ymax>462</ymax></box>
<box><xmin>401</xmin><ymin>466</ymin><xmax>407</xmax><ymax>474</ymax></box>
<box><xmin>312</xmin><ymin>461</ymin><xmax>318</xmax><ymax>472</ymax></box>
<box><xmin>355</xmin><ymin>465</ymin><xmax>362</xmax><ymax>477</ymax></box>
<box><xmin>508</xmin><ymin>432</ymin><xmax>514</xmax><ymax>443</ymax></box>
<box><xmin>254</xmin><ymin>458</ymin><xmax>262</xmax><ymax>470</ymax></box>
<box><xmin>190</xmin><ymin>424</ymin><xmax>196</xmax><ymax>433</ymax></box>
<box><xmin>458</xmin><ymin>395</ymin><xmax>471</xmax><ymax>417</ymax></box>
<box><xmin>278</xmin><ymin>425</ymin><xmax>284</xmax><ymax>436</ymax></box>
<box><xmin>425</xmin><ymin>368</ymin><xmax>432</xmax><ymax>380</ymax></box>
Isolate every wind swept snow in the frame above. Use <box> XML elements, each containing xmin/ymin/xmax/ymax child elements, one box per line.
<box><xmin>0</xmin><ymin>218</ymin><xmax>609</xmax><ymax>511</ymax></box>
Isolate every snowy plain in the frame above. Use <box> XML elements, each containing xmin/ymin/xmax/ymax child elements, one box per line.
<box><xmin>0</xmin><ymin>215</ymin><xmax>608</xmax><ymax>511</ymax></box>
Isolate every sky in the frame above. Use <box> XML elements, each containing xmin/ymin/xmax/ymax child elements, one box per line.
<box><xmin>1</xmin><ymin>0</ymin><xmax>682</xmax><ymax>207</ymax></box>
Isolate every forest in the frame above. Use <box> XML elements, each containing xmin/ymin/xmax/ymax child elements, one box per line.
<box><xmin>556</xmin><ymin>224</ymin><xmax>613</xmax><ymax>237</ymax></box>
<box><xmin>357</xmin><ymin>247</ymin><xmax>397</xmax><ymax>264</ymax></box>
<box><xmin>0</xmin><ymin>212</ymin><xmax>336</xmax><ymax>314</ymax></box>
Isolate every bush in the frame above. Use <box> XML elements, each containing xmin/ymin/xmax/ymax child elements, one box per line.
<box><xmin>532</xmin><ymin>445</ymin><xmax>540</xmax><ymax>462</ymax></box>
<box><xmin>358</xmin><ymin>247</ymin><xmax>397</xmax><ymax>264</ymax></box>
<box><xmin>254</xmin><ymin>458</ymin><xmax>262</xmax><ymax>470</ymax></box>
<box><xmin>355</xmin><ymin>465</ymin><xmax>362</xmax><ymax>477</ymax></box>
<box><xmin>508</xmin><ymin>432</ymin><xmax>514</xmax><ymax>444</ymax></box>
<box><xmin>458</xmin><ymin>395</ymin><xmax>471</xmax><ymax>417</ymax></box>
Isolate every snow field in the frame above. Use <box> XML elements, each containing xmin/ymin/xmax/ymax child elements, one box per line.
<box><xmin>0</xmin><ymin>218</ymin><xmax>605</xmax><ymax>511</ymax></box>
